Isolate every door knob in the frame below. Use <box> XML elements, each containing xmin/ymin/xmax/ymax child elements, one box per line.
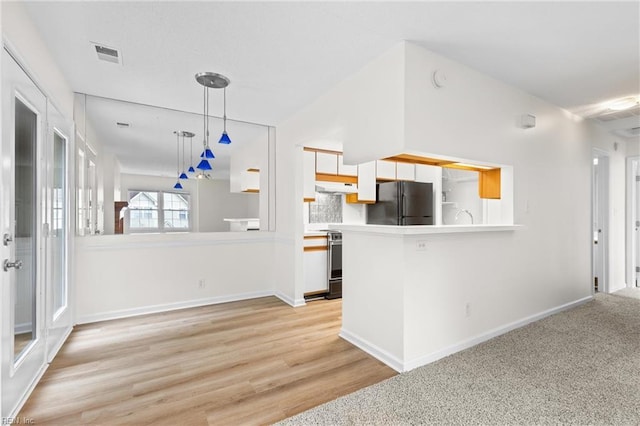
<box><xmin>3</xmin><ymin>259</ymin><xmax>23</xmax><ymax>272</ymax></box>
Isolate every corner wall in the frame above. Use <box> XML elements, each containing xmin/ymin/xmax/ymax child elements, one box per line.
<box><xmin>275</xmin><ymin>42</ymin><xmax>407</xmax><ymax>303</ymax></box>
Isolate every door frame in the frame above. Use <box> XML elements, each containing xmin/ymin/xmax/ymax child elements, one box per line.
<box><xmin>592</xmin><ymin>148</ymin><xmax>610</xmax><ymax>294</ymax></box>
<box><xmin>626</xmin><ymin>156</ymin><xmax>640</xmax><ymax>288</ymax></box>
<box><xmin>1</xmin><ymin>43</ymin><xmax>75</xmax><ymax>419</ymax></box>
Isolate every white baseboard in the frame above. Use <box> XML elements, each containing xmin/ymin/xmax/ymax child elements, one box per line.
<box><xmin>76</xmin><ymin>290</ymin><xmax>275</xmax><ymax>324</ymax></box>
<box><xmin>275</xmin><ymin>291</ymin><xmax>306</xmax><ymax>307</ymax></box>
<box><xmin>46</xmin><ymin>326</ymin><xmax>73</xmax><ymax>363</ymax></box>
<box><xmin>403</xmin><ymin>295</ymin><xmax>593</xmax><ymax>372</ymax></box>
<box><xmin>339</xmin><ymin>328</ymin><xmax>404</xmax><ymax>373</ymax></box>
<box><xmin>341</xmin><ymin>295</ymin><xmax>593</xmax><ymax>373</ymax></box>
<box><xmin>14</xmin><ymin>322</ymin><xmax>32</xmax><ymax>334</ymax></box>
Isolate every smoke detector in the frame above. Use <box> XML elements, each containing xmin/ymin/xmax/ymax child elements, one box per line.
<box><xmin>91</xmin><ymin>42</ymin><xmax>122</xmax><ymax>65</ymax></box>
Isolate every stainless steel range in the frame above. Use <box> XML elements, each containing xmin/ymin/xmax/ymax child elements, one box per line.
<box><xmin>326</xmin><ymin>230</ymin><xmax>342</xmax><ymax>299</ymax></box>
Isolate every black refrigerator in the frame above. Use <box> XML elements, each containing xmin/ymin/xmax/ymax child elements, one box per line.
<box><xmin>366</xmin><ymin>181</ymin><xmax>434</xmax><ymax>225</ymax></box>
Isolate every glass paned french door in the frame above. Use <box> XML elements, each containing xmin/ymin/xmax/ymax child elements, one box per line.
<box><xmin>1</xmin><ymin>48</ymin><xmax>47</xmax><ymax>419</ymax></box>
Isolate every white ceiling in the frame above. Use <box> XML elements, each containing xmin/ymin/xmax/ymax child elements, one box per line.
<box><xmin>23</xmin><ymin>1</ymin><xmax>640</xmax><ymax>176</ymax></box>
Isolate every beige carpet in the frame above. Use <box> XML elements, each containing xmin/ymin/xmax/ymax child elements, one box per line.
<box><xmin>279</xmin><ymin>294</ymin><xmax>640</xmax><ymax>425</ymax></box>
<box><xmin>613</xmin><ymin>286</ymin><xmax>640</xmax><ymax>300</ymax></box>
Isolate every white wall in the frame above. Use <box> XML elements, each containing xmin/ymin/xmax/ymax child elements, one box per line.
<box><xmin>627</xmin><ymin>139</ymin><xmax>640</xmax><ymax>156</ymax></box>
<box><xmin>74</xmin><ymin>233</ymin><xmax>275</xmax><ymax>323</ymax></box>
<box><xmin>2</xmin><ymin>2</ymin><xmax>74</xmax><ymax>118</ymax></box>
<box><xmin>120</xmin><ymin>173</ymin><xmax>258</xmax><ymax>233</ymax></box>
<box><xmin>400</xmin><ymin>42</ymin><xmax>612</xmax><ymax>306</ymax></box>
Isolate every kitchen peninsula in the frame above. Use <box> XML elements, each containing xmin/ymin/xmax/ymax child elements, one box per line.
<box><xmin>335</xmin><ymin>223</ymin><xmax>521</xmax><ymax>373</ymax></box>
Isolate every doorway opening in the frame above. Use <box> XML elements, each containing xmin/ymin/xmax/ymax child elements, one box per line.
<box><xmin>592</xmin><ymin>150</ymin><xmax>610</xmax><ymax>293</ymax></box>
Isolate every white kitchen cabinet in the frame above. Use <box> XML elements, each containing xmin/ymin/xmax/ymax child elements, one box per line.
<box><xmin>316</xmin><ymin>152</ymin><xmax>338</xmax><ymax>175</ymax></box>
<box><xmin>357</xmin><ymin>161</ymin><xmax>377</xmax><ymax>202</ymax></box>
<box><xmin>304</xmin><ymin>248</ymin><xmax>328</xmax><ymax>294</ymax></box>
<box><xmin>303</xmin><ymin>150</ymin><xmax>316</xmax><ymax>201</ymax></box>
<box><xmin>396</xmin><ymin>162</ymin><xmax>415</xmax><ymax>181</ymax></box>
<box><xmin>338</xmin><ymin>155</ymin><xmax>358</xmax><ymax>177</ymax></box>
<box><xmin>241</xmin><ymin>169</ymin><xmax>260</xmax><ymax>192</ymax></box>
<box><xmin>376</xmin><ymin>160</ymin><xmax>396</xmax><ymax>180</ymax></box>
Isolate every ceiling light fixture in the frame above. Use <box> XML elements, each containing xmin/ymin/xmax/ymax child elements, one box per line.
<box><xmin>173</xmin><ymin>132</ymin><xmax>183</xmax><ymax>190</ymax></box>
<box><xmin>607</xmin><ymin>96</ymin><xmax>639</xmax><ymax>111</ymax></box>
<box><xmin>195</xmin><ymin>73</ymin><xmax>231</xmax><ymax>170</ymax></box>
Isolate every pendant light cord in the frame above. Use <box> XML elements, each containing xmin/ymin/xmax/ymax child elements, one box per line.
<box><xmin>176</xmin><ymin>132</ymin><xmax>180</xmax><ymax>178</ymax></box>
<box><xmin>181</xmin><ymin>133</ymin><xmax>186</xmax><ymax>172</ymax></box>
<box><xmin>223</xmin><ymin>87</ymin><xmax>227</xmax><ymax>132</ymax></box>
<box><xmin>203</xmin><ymin>84</ymin><xmax>207</xmax><ymax>149</ymax></box>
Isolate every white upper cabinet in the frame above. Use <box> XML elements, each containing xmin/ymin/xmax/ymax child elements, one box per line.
<box><xmin>376</xmin><ymin>160</ymin><xmax>396</xmax><ymax>180</ymax></box>
<box><xmin>241</xmin><ymin>169</ymin><xmax>260</xmax><ymax>192</ymax></box>
<box><xmin>338</xmin><ymin>155</ymin><xmax>358</xmax><ymax>176</ymax></box>
<box><xmin>316</xmin><ymin>152</ymin><xmax>338</xmax><ymax>175</ymax></box>
<box><xmin>303</xmin><ymin>150</ymin><xmax>316</xmax><ymax>201</ymax></box>
<box><xmin>396</xmin><ymin>162</ymin><xmax>415</xmax><ymax>181</ymax></box>
<box><xmin>358</xmin><ymin>161</ymin><xmax>377</xmax><ymax>202</ymax></box>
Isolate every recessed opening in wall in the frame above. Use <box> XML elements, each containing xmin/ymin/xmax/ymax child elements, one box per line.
<box><xmin>309</xmin><ymin>193</ymin><xmax>343</xmax><ymax>224</ymax></box>
<box><xmin>442</xmin><ymin>169</ymin><xmax>482</xmax><ymax>225</ymax></box>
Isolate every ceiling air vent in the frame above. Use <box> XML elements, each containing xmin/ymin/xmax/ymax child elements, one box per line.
<box><xmin>91</xmin><ymin>42</ymin><xmax>122</xmax><ymax>65</ymax></box>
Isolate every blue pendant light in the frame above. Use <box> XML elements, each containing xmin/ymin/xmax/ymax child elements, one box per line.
<box><xmin>179</xmin><ymin>132</ymin><xmax>189</xmax><ymax>179</ymax></box>
<box><xmin>218</xmin><ymin>87</ymin><xmax>231</xmax><ymax>144</ymax></box>
<box><xmin>197</xmin><ymin>158</ymin><xmax>213</xmax><ymax>170</ymax></box>
<box><xmin>200</xmin><ymin>147</ymin><xmax>215</xmax><ymax>159</ymax></box>
<box><xmin>186</xmin><ymin>131</ymin><xmax>196</xmax><ymax>173</ymax></box>
<box><xmin>218</xmin><ymin>131</ymin><xmax>231</xmax><ymax>145</ymax></box>
<box><xmin>173</xmin><ymin>131</ymin><xmax>183</xmax><ymax>190</ymax></box>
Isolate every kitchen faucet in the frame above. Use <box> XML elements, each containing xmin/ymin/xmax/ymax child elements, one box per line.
<box><xmin>455</xmin><ymin>209</ymin><xmax>474</xmax><ymax>224</ymax></box>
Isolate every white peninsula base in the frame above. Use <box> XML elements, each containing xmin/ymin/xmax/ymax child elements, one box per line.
<box><xmin>334</xmin><ymin>224</ymin><xmax>590</xmax><ymax>373</ymax></box>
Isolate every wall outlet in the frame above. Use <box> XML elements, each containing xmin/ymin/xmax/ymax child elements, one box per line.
<box><xmin>198</xmin><ymin>279</ymin><xmax>206</xmax><ymax>289</ymax></box>
<box><xmin>465</xmin><ymin>302</ymin><xmax>471</xmax><ymax>318</ymax></box>
<box><xmin>416</xmin><ymin>241</ymin><xmax>427</xmax><ymax>251</ymax></box>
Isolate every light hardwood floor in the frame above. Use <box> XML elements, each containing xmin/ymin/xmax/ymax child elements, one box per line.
<box><xmin>19</xmin><ymin>297</ymin><xmax>396</xmax><ymax>425</ymax></box>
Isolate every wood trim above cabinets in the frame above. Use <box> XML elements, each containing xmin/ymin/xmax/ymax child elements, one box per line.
<box><xmin>385</xmin><ymin>154</ymin><xmax>455</xmax><ymax>167</ymax></box>
<box><xmin>303</xmin><ymin>147</ymin><xmax>342</xmax><ymax>155</ymax></box>
<box><xmin>346</xmin><ymin>193</ymin><xmax>375</xmax><ymax>204</ymax></box>
<box><xmin>242</xmin><ymin>189</ymin><xmax>259</xmax><ymax>193</ymax></box>
<box><xmin>303</xmin><ymin>245</ymin><xmax>328</xmax><ymax>252</ymax></box>
<box><xmin>304</xmin><ymin>235</ymin><xmax>328</xmax><ymax>240</ymax></box>
<box><xmin>315</xmin><ymin>173</ymin><xmax>358</xmax><ymax>184</ymax></box>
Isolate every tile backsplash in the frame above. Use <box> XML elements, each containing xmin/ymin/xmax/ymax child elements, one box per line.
<box><xmin>309</xmin><ymin>193</ymin><xmax>343</xmax><ymax>223</ymax></box>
